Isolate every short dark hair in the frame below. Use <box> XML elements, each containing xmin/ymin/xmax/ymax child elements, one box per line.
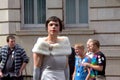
<box><xmin>6</xmin><ymin>35</ymin><xmax>15</xmax><ymax>42</ymax></box>
<box><xmin>45</xmin><ymin>16</ymin><xmax>63</xmax><ymax>32</ymax></box>
<box><xmin>92</xmin><ymin>40</ymin><xmax>100</xmax><ymax>48</ymax></box>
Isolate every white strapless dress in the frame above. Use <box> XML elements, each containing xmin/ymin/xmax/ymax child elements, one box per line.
<box><xmin>32</xmin><ymin>36</ymin><xmax>71</xmax><ymax>80</ymax></box>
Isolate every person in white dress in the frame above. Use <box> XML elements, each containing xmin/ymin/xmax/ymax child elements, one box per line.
<box><xmin>32</xmin><ymin>16</ymin><xmax>71</xmax><ymax>80</ymax></box>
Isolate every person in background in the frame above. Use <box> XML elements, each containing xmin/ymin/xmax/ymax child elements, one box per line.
<box><xmin>86</xmin><ymin>39</ymin><xmax>94</xmax><ymax>60</ymax></box>
<box><xmin>86</xmin><ymin>38</ymin><xmax>93</xmax><ymax>55</ymax></box>
<box><xmin>72</xmin><ymin>43</ymin><xmax>90</xmax><ymax>80</ymax></box>
<box><xmin>32</xmin><ymin>16</ymin><xmax>71</xmax><ymax>80</ymax></box>
<box><xmin>83</xmin><ymin>39</ymin><xmax>106</xmax><ymax>80</ymax></box>
<box><xmin>69</xmin><ymin>47</ymin><xmax>75</xmax><ymax>80</ymax></box>
<box><xmin>0</xmin><ymin>35</ymin><xmax>29</xmax><ymax>80</ymax></box>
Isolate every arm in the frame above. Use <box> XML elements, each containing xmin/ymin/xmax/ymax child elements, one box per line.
<box><xmin>72</xmin><ymin>67</ymin><xmax>76</xmax><ymax>80</ymax></box>
<box><xmin>89</xmin><ymin>64</ymin><xmax>103</xmax><ymax>71</ymax></box>
<box><xmin>33</xmin><ymin>53</ymin><xmax>43</xmax><ymax>67</ymax></box>
<box><xmin>0</xmin><ymin>48</ymin><xmax>3</xmax><ymax>78</ymax></box>
<box><xmin>18</xmin><ymin>62</ymin><xmax>27</xmax><ymax>76</ymax></box>
<box><xmin>83</xmin><ymin>63</ymin><xmax>103</xmax><ymax>71</ymax></box>
<box><xmin>33</xmin><ymin>53</ymin><xmax>43</xmax><ymax>80</ymax></box>
<box><xmin>64</xmin><ymin>57</ymin><xmax>69</xmax><ymax>80</ymax></box>
<box><xmin>85</xmin><ymin>67</ymin><xmax>90</xmax><ymax>80</ymax></box>
<box><xmin>0</xmin><ymin>47</ymin><xmax>2</xmax><ymax>62</ymax></box>
<box><xmin>19</xmin><ymin>48</ymin><xmax>29</xmax><ymax>76</ymax></box>
<box><xmin>0</xmin><ymin>69</ymin><xmax>3</xmax><ymax>78</ymax></box>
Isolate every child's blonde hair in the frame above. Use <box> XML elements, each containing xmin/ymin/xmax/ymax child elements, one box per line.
<box><xmin>87</xmin><ymin>38</ymin><xmax>94</xmax><ymax>45</ymax></box>
<box><xmin>74</xmin><ymin>43</ymin><xmax>84</xmax><ymax>50</ymax></box>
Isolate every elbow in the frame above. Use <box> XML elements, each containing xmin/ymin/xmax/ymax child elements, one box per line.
<box><xmin>98</xmin><ymin>66</ymin><xmax>103</xmax><ymax>71</ymax></box>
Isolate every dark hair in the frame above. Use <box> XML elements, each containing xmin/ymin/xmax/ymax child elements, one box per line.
<box><xmin>92</xmin><ymin>40</ymin><xmax>100</xmax><ymax>48</ymax></box>
<box><xmin>6</xmin><ymin>35</ymin><xmax>15</xmax><ymax>42</ymax></box>
<box><xmin>45</xmin><ymin>16</ymin><xmax>63</xmax><ymax>32</ymax></box>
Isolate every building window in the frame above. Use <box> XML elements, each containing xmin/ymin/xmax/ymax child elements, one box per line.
<box><xmin>22</xmin><ymin>0</ymin><xmax>46</xmax><ymax>27</ymax></box>
<box><xmin>65</xmin><ymin>0</ymin><xmax>88</xmax><ymax>27</ymax></box>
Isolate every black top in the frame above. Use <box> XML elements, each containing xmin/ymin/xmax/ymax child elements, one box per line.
<box><xmin>96</xmin><ymin>51</ymin><xmax>106</xmax><ymax>76</ymax></box>
<box><xmin>68</xmin><ymin>47</ymin><xmax>75</xmax><ymax>80</ymax></box>
<box><xmin>4</xmin><ymin>48</ymin><xmax>15</xmax><ymax>74</ymax></box>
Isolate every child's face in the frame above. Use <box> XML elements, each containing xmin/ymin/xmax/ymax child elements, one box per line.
<box><xmin>74</xmin><ymin>46</ymin><xmax>84</xmax><ymax>56</ymax></box>
<box><xmin>88</xmin><ymin>41</ymin><xmax>96</xmax><ymax>53</ymax></box>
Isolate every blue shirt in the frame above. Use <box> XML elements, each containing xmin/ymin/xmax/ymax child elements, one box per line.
<box><xmin>74</xmin><ymin>55</ymin><xmax>91</xmax><ymax>80</ymax></box>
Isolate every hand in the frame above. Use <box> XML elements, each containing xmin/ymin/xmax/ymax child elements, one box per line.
<box><xmin>18</xmin><ymin>71</ymin><xmax>22</xmax><ymax>77</ymax></box>
<box><xmin>0</xmin><ymin>71</ymin><xmax>3</xmax><ymax>78</ymax></box>
<box><xmin>82</xmin><ymin>63</ymin><xmax>90</xmax><ymax>67</ymax></box>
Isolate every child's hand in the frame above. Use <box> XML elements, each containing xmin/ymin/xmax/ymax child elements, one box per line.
<box><xmin>82</xmin><ymin>62</ymin><xmax>90</xmax><ymax>67</ymax></box>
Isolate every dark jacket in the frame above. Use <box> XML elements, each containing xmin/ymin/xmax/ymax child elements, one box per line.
<box><xmin>68</xmin><ymin>47</ymin><xmax>75</xmax><ymax>80</ymax></box>
<box><xmin>0</xmin><ymin>44</ymin><xmax>29</xmax><ymax>74</ymax></box>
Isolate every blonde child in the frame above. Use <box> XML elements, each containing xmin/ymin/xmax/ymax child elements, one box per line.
<box><xmin>72</xmin><ymin>43</ymin><xmax>90</xmax><ymax>80</ymax></box>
